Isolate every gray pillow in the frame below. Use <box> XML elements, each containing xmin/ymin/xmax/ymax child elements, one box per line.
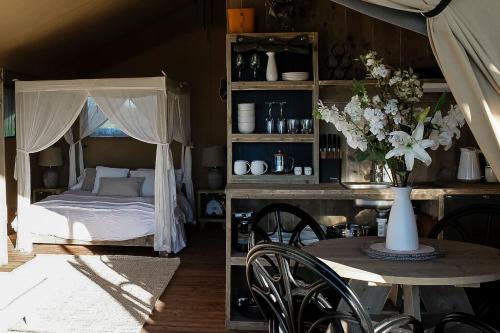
<box><xmin>97</xmin><ymin>177</ymin><xmax>145</xmax><ymax>197</ymax></box>
<box><xmin>82</xmin><ymin>168</ymin><xmax>97</xmax><ymax>192</ymax></box>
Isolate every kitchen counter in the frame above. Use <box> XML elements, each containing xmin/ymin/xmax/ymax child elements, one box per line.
<box><xmin>225</xmin><ymin>182</ymin><xmax>500</xmax><ymax>200</ymax></box>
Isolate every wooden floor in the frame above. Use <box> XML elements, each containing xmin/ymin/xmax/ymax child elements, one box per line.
<box><xmin>5</xmin><ymin>226</ymin><xmax>257</xmax><ymax>333</ymax></box>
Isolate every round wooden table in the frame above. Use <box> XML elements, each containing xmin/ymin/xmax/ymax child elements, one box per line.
<box><xmin>304</xmin><ymin>237</ymin><xmax>500</xmax><ymax>321</ymax></box>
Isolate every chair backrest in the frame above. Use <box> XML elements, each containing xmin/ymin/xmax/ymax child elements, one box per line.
<box><xmin>429</xmin><ymin>204</ymin><xmax>500</xmax><ymax>328</ymax></box>
<box><xmin>246</xmin><ymin>243</ymin><xmax>374</xmax><ymax>333</ymax></box>
<box><xmin>428</xmin><ymin>204</ymin><xmax>500</xmax><ymax>248</ymax></box>
<box><xmin>249</xmin><ymin>203</ymin><xmax>326</xmax><ymax>249</ymax></box>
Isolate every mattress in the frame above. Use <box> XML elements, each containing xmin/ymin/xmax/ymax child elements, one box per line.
<box><xmin>13</xmin><ymin>191</ymin><xmax>168</xmax><ymax>242</ymax></box>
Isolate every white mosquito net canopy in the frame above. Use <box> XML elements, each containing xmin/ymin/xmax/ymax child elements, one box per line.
<box><xmin>12</xmin><ymin>76</ymin><xmax>193</xmax><ymax>254</ymax></box>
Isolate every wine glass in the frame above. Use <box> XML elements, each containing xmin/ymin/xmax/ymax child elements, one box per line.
<box><xmin>235</xmin><ymin>53</ymin><xmax>245</xmax><ymax>81</ymax></box>
<box><xmin>249</xmin><ymin>53</ymin><xmax>261</xmax><ymax>81</ymax></box>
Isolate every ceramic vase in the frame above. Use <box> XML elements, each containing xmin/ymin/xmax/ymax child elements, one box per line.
<box><xmin>385</xmin><ymin>186</ymin><xmax>419</xmax><ymax>251</ymax></box>
<box><xmin>266</xmin><ymin>52</ymin><xmax>278</xmax><ymax>81</ymax></box>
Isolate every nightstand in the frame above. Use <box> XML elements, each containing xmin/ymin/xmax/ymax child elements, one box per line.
<box><xmin>32</xmin><ymin>187</ymin><xmax>66</xmax><ymax>203</ymax></box>
<box><xmin>197</xmin><ymin>189</ymin><xmax>225</xmax><ymax>229</ymax></box>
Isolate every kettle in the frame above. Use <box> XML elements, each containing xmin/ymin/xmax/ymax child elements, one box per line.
<box><xmin>457</xmin><ymin>147</ymin><xmax>482</xmax><ymax>182</ymax></box>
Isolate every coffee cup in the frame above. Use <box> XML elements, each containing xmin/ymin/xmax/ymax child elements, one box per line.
<box><xmin>234</xmin><ymin>160</ymin><xmax>251</xmax><ymax>175</ymax></box>
<box><xmin>304</xmin><ymin>167</ymin><xmax>313</xmax><ymax>176</ymax></box>
<box><xmin>485</xmin><ymin>166</ymin><xmax>498</xmax><ymax>182</ymax></box>
<box><xmin>251</xmin><ymin>160</ymin><xmax>268</xmax><ymax>175</ymax></box>
<box><xmin>294</xmin><ymin>167</ymin><xmax>303</xmax><ymax>176</ymax></box>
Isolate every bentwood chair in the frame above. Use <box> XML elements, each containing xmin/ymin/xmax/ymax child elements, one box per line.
<box><xmin>249</xmin><ymin>203</ymin><xmax>326</xmax><ymax>250</ymax></box>
<box><xmin>435</xmin><ymin>312</ymin><xmax>500</xmax><ymax>333</ymax></box>
<box><xmin>429</xmin><ymin>204</ymin><xmax>500</xmax><ymax>328</ymax></box>
<box><xmin>246</xmin><ymin>243</ymin><xmax>423</xmax><ymax>333</ymax></box>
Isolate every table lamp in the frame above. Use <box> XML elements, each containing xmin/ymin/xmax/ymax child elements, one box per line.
<box><xmin>38</xmin><ymin>147</ymin><xmax>63</xmax><ymax>188</ymax></box>
<box><xmin>202</xmin><ymin>145</ymin><xmax>225</xmax><ymax>190</ymax></box>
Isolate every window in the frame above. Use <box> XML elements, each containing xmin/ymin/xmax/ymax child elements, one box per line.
<box><xmin>87</xmin><ymin>97</ymin><xmax>127</xmax><ymax>138</ymax></box>
<box><xmin>3</xmin><ymin>87</ymin><xmax>15</xmax><ymax>137</ymax></box>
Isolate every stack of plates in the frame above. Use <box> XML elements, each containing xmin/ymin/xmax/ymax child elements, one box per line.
<box><xmin>282</xmin><ymin>72</ymin><xmax>309</xmax><ymax>81</ymax></box>
<box><xmin>237</xmin><ymin>103</ymin><xmax>255</xmax><ymax>134</ymax></box>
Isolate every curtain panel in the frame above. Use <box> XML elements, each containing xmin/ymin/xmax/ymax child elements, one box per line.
<box><xmin>172</xmin><ymin>91</ymin><xmax>195</xmax><ymax>210</ymax></box>
<box><xmin>331</xmin><ymin>0</ymin><xmax>500</xmax><ymax>177</ymax></box>
<box><xmin>77</xmin><ymin>99</ymin><xmax>107</xmax><ymax>174</ymax></box>
<box><xmin>91</xmin><ymin>89</ymin><xmax>185</xmax><ymax>252</ymax></box>
<box><xmin>12</xmin><ymin>77</ymin><xmax>189</xmax><ymax>255</ymax></box>
<box><xmin>14</xmin><ymin>89</ymin><xmax>88</xmax><ymax>252</ymax></box>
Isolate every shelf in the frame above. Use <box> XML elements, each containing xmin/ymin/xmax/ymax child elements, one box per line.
<box><xmin>231</xmin><ymin>174</ymin><xmax>315</xmax><ymax>184</ymax></box>
<box><xmin>228</xmin><ymin>317</ymin><xmax>267</xmax><ymax>331</ymax></box>
<box><xmin>198</xmin><ymin>217</ymin><xmax>225</xmax><ymax>223</ymax></box>
<box><xmin>231</xmin><ymin>133</ymin><xmax>315</xmax><ymax>143</ymax></box>
<box><xmin>231</xmin><ymin>81</ymin><xmax>314</xmax><ymax>91</ymax></box>
<box><xmin>230</xmin><ymin>253</ymin><xmax>247</xmax><ymax>266</ymax></box>
<box><xmin>319</xmin><ymin>78</ymin><xmax>447</xmax><ymax>90</ymax></box>
<box><xmin>227</xmin><ymin>31</ymin><xmax>316</xmax><ymax>42</ymax></box>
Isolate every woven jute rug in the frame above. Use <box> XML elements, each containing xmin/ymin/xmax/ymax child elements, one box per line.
<box><xmin>7</xmin><ymin>254</ymin><xmax>180</xmax><ymax>333</ymax></box>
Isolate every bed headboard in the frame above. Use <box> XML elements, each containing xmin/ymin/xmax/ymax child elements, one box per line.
<box><xmin>82</xmin><ymin>137</ymin><xmax>182</xmax><ymax>169</ymax></box>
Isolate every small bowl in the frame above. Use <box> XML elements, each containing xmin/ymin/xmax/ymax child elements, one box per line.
<box><xmin>238</xmin><ymin>122</ymin><xmax>255</xmax><ymax>134</ymax></box>
<box><xmin>237</xmin><ymin>109</ymin><xmax>255</xmax><ymax>115</ymax></box>
<box><xmin>238</xmin><ymin>116</ymin><xmax>255</xmax><ymax>122</ymax></box>
<box><xmin>237</xmin><ymin>103</ymin><xmax>255</xmax><ymax>110</ymax></box>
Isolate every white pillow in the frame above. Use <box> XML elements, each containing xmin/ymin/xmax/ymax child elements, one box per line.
<box><xmin>131</xmin><ymin>169</ymin><xmax>155</xmax><ymax>197</ymax></box>
<box><xmin>92</xmin><ymin>166</ymin><xmax>130</xmax><ymax>193</ymax></box>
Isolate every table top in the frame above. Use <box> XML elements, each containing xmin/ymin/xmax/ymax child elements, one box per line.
<box><xmin>304</xmin><ymin>237</ymin><xmax>500</xmax><ymax>286</ymax></box>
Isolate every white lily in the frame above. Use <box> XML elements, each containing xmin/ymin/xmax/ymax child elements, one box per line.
<box><xmin>386</xmin><ymin>123</ymin><xmax>436</xmax><ymax>171</ymax></box>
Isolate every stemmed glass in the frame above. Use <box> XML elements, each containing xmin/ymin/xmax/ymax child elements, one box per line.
<box><xmin>277</xmin><ymin>102</ymin><xmax>287</xmax><ymax>134</ymax></box>
<box><xmin>249</xmin><ymin>53</ymin><xmax>261</xmax><ymax>81</ymax></box>
<box><xmin>265</xmin><ymin>102</ymin><xmax>274</xmax><ymax>133</ymax></box>
<box><xmin>235</xmin><ymin>53</ymin><xmax>245</xmax><ymax>81</ymax></box>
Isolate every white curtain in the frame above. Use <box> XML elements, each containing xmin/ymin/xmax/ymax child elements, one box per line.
<box><xmin>332</xmin><ymin>0</ymin><xmax>500</xmax><ymax>177</ymax></box>
<box><xmin>77</xmin><ymin>98</ymin><xmax>107</xmax><ymax>174</ymax></box>
<box><xmin>15</xmin><ymin>89</ymin><xmax>88</xmax><ymax>252</ymax></box>
<box><xmin>0</xmin><ymin>100</ymin><xmax>7</xmax><ymax>265</ymax></box>
<box><xmin>90</xmin><ymin>88</ymin><xmax>185</xmax><ymax>253</ymax></box>
<box><xmin>172</xmin><ymin>91</ymin><xmax>195</xmax><ymax>210</ymax></box>
<box><xmin>63</xmin><ymin>129</ymin><xmax>77</xmax><ymax>187</ymax></box>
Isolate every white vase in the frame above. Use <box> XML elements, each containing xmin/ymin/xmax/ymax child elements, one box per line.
<box><xmin>266</xmin><ymin>52</ymin><xmax>278</xmax><ymax>81</ymax></box>
<box><xmin>385</xmin><ymin>186</ymin><xmax>419</xmax><ymax>251</ymax></box>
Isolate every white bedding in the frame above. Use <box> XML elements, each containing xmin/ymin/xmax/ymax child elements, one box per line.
<box><xmin>13</xmin><ymin>190</ymin><xmax>191</xmax><ymax>242</ymax></box>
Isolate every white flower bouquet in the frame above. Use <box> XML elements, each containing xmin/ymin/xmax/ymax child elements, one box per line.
<box><xmin>315</xmin><ymin>51</ymin><xmax>465</xmax><ymax>187</ymax></box>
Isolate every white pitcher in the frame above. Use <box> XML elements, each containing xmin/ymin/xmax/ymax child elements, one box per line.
<box><xmin>457</xmin><ymin>147</ymin><xmax>482</xmax><ymax>182</ymax></box>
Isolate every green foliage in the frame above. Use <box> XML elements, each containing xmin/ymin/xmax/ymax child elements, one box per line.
<box><xmin>434</xmin><ymin>93</ymin><xmax>447</xmax><ymax>113</ymax></box>
<box><xmin>416</xmin><ymin>106</ymin><xmax>431</xmax><ymax>123</ymax></box>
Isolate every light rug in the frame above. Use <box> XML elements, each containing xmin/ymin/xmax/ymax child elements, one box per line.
<box><xmin>7</xmin><ymin>254</ymin><xmax>180</xmax><ymax>333</ymax></box>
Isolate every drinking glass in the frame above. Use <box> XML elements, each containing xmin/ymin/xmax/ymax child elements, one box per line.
<box><xmin>249</xmin><ymin>53</ymin><xmax>261</xmax><ymax>80</ymax></box>
<box><xmin>235</xmin><ymin>53</ymin><xmax>245</xmax><ymax>81</ymax></box>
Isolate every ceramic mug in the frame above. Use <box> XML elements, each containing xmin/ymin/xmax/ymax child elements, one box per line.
<box><xmin>234</xmin><ymin>160</ymin><xmax>251</xmax><ymax>175</ymax></box>
<box><xmin>304</xmin><ymin>167</ymin><xmax>313</xmax><ymax>176</ymax></box>
<box><xmin>485</xmin><ymin>166</ymin><xmax>498</xmax><ymax>182</ymax></box>
<box><xmin>250</xmin><ymin>160</ymin><xmax>268</xmax><ymax>175</ymax></box>
<box><xmin>294</xmin><ymin>167</ymin><xmax>303</xmax><ymax>176</ymax></box>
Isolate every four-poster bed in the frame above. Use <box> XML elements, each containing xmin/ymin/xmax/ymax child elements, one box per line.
<box><xmin>8</xmin><ymin>76</ymin><xmax>193</xmax><ymax>255</ymax></box>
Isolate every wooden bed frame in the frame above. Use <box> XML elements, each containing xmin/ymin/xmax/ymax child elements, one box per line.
<box><xmin>31</xmin><ymin>234</ymin><xmax>154</xmax><ymax>247</ymax></box>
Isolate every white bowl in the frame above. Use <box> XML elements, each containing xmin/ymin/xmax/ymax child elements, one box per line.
<box><xmin>238</xmin><ymin>116</ymin><xmax>255</xmax><ymax>122</ymax></box>
<box><xmin>238</xmin><ymin>103</ymin><xmax>255</xmax><ymax>110</ymax></box>
<box><xmin>237</xmin><ymin>109</ymin><xmax>255</xmax><ymax>115</ymax></box>
<box><xmin>238</xmin><ymin>122</ymin><xmax>255</xmax><ymax>134</ymax></box>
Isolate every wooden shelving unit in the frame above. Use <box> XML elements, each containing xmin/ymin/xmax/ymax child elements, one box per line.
<box><xmin>225</xmin><ymin>31</ymin><xmax>319</xmax><ymax>331</ymax></box>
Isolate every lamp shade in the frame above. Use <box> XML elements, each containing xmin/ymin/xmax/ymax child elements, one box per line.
<box><xmin>38</xmin><ymin>147</ymin><xmax>63</xmax><ymax>167</ymax></box>
<box><xmin>202</xmin><ymin>145</ymin><xmax>225</xmax><ymax>168</ymax></box>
